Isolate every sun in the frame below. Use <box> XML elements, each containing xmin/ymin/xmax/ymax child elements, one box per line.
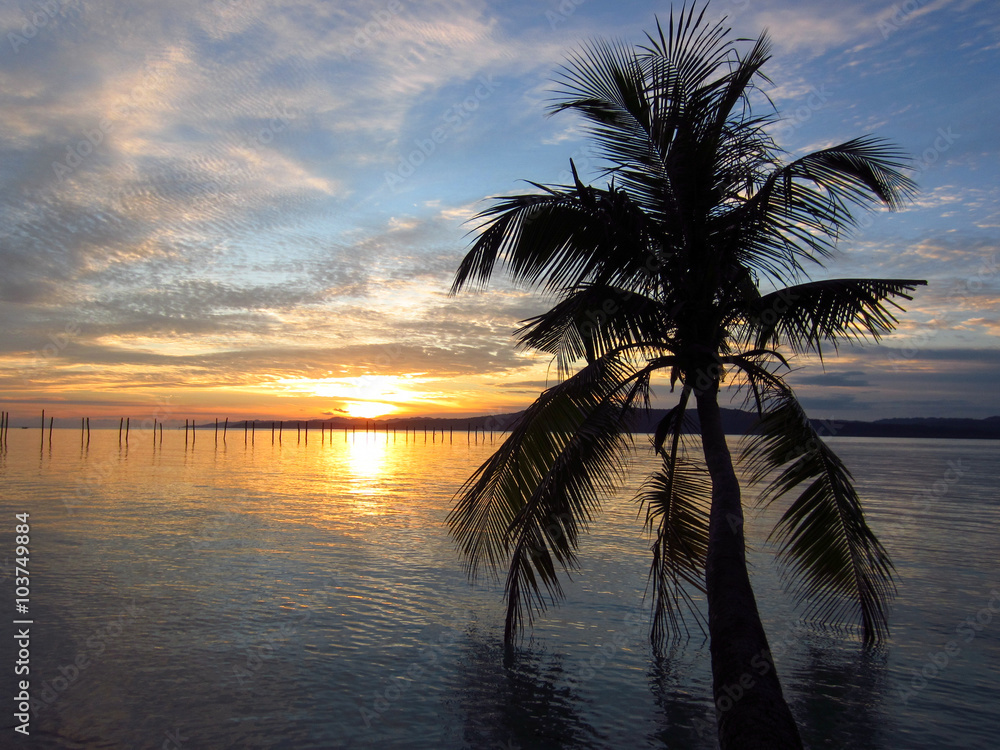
<box><xmin>342</xmin><ymin>401</ymin><xmax>396</xmax><ymax>419</ymax></box>
<box><xmin>264</xmin><ymin>374</ymin><xmax>431</xmax><ymax>417</ymax></box>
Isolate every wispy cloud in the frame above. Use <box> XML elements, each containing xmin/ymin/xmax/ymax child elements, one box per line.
<box><xmin>0</xmin><ymin>0</ymin><xmax>997</xmax><ymax>419</ymax></box>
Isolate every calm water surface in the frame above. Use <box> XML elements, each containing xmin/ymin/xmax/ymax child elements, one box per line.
<box><xmin>0</xmin><ymin>428</ymin><xmax>997</xmax><ymax>749</ymax></box>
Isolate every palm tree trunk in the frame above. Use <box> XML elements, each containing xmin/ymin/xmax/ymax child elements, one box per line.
<box><xmin>695</xmin><ymin>384</ymin><xmax>803</xmax><ymax>750</ymax></box>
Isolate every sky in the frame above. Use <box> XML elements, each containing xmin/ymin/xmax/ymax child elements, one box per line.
<box><xmin>0</xmin><ymin>0</ymin><xmax>997</xmax><ymax>424</ymax></box>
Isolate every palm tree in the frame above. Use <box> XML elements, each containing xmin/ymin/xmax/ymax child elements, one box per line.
<box><xmin>447</xmin><ymin>5</ymin><xmax>924</xmax><ymax>748</ymax></box>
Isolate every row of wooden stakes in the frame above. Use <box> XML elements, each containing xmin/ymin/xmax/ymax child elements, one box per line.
<box><xmin>8</xmin><ymin>411</ymin><xmax>500</xmax><ymax>450</ymax></box>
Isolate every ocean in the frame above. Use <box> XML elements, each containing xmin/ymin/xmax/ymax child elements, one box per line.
<box><xmin>0</xmin><ymin>427</ymin><xmax>997</xmax><ymax>748</ymax></box>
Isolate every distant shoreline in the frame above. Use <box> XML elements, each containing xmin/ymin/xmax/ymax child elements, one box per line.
<box><xmin>6</xmin><ymin>409</ymin><xmax>1000</xmax><ymax>440</ymax></box>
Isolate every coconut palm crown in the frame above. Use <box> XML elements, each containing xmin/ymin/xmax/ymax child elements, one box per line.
<box><xmin>448</xmin><ymin>5</ymin><xmax>924</xmax><ymax>747</ymax></box>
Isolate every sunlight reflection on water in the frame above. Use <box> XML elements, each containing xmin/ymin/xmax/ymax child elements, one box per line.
<box><xmin>0</xmin><ymin>429</ymin><xmax>997</xmax><ymax>748</ymax></box>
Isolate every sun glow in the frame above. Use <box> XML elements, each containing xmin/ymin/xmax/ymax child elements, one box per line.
<box><xmin>342</xmin><ymin>400</ymin><xmax>395</xmax><ymax>419</ymax></box>
<box><xmin>265</xmin><ymin>374</ymin><xmax>436</xmax><ymax>417</ymax></box>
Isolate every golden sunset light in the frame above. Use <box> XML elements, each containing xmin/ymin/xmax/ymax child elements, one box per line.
<box><xmin>3</xmin><ymin>3</ymin><xmax>999</xmax><ymax>749</ymax></box>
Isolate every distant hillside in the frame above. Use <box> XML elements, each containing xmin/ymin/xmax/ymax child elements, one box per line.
<box><xmin>255</xmin><ymin>409</ymin><xmax>1000</xmax><ymax>440</ymax></box>
<box><xmin>23</xmin><ymin>410</ymin><xmax>997</xmax><ymax>439</ymax></box>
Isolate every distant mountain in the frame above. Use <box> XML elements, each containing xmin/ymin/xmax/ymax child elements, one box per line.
<box><xmin>268</xmin><ymin>409</ymin><xmax>1000</xmax><ymax>440</ymax></box>
<box><xmin>18</xmin><ymin>410</ymin><xmax>998</xmax><ymax>439</ymax></box>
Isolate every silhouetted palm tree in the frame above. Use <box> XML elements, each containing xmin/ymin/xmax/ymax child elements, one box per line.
<box><xmin>448</xmin><ymin>5</ymin><xmax>924</xmax><ymax>748</ymax></box>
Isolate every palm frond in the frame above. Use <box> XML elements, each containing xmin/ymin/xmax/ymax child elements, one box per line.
<box><xmin>745</xmin><ymin>278</ymin><xmax>926</xmax><ymax>357</ymax></box>
<box><xmin>640</xmin><ymin>453</ymin><xmax>711</xmax><ymax>647</ymax></box>
<box><xmin>447</xmin><ymin>352</ymin><xmax>643</xmax><ymax>643</ymax></box>
<box><xmin>637</xmin><ymin>386</ymin><xmax>711</xmax><ymax>647</ymax></box>
<box><xmin>741</xmin><ymin>385</ymin><xmax>896</xmax><ymax>643</ymax></box>
<box><xmin>514</xmin><ymin>284</ymin><xmax>672</xmax><ymax>376</ymax></box>
<box><xmin>451</xmin><ymin>185</ymin><xmax>658</xmax><ymax>296</ymax></box>
<box><xmin>733</xmin><ymin>136</ymin><xmax>917</xmax><ymax>283</ymax></box>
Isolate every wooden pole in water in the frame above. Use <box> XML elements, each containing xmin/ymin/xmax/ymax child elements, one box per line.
<box><xmin>81</xmin><ymin>417</ymin><xmax>85</xmax><ymax>445</ymax></box>
<box><xmin>125</xmin><ymin>417</ymin><xmax>130</xmax><ymax>445</ymax></box>
<box><xmin>223</xmin><ymin>417</ymin><xmax>228</xmax><ymax>441</ymax></box>
<box><xmin>86</xmin><ymin>417</ymin><xmax>90</xmax><ymax>445</ymax></box>
<box><xmin>159</xmin><ymin>421</ymin><xmax>163</xmax><ymax>443</ymax></box>
<box><xmin>185</xmin><ymin>419</ymin><xmax>189</xmax><ymax>446</ymax></box>
<box><xmin>252</xmin><ymin>420</ymin><xmax>255</xmax><ymax>445</ymax></box>
<box><xmin>40</xmin><ymin>410</ymin><xmax>45</xmax><ymax>450</ymax></box>
<box><xmin>279</xmin><ymin>420</ymin><xmax>283</xmax><ymax>441</ymax></box>
<box><xmin>153</xmin><ymin>419</ymin><xmax>157</xmax><ymax>447</ymax></box>
<box><xmin>119</xmin><ymin>417</ymin><xmax>124</xmax><ymax>445</ymax></box>
<box><xmin>272</xmin><ymin>421</ymin><xmax>275</xmax><ymax>445</ymax></box>
<box><xmin>305</xmin><ymin>421</ymin><xmax>308</xmax><ymax>444</ymax></box>
<box><xmin>191</xmin><ymin>419</ymin><xmax>195</xmax><ymax>446</ymax></box>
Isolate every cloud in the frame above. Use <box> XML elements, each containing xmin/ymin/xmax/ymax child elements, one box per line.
<box><xmin>1</xmin><ymin>0</ymin><xmax>998</xmax><ymax>420</ymax></box>
<box><xmin>793</xmin><ymin>371</ymin><xmax>871</xmax><ymax>387</ymax></box>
